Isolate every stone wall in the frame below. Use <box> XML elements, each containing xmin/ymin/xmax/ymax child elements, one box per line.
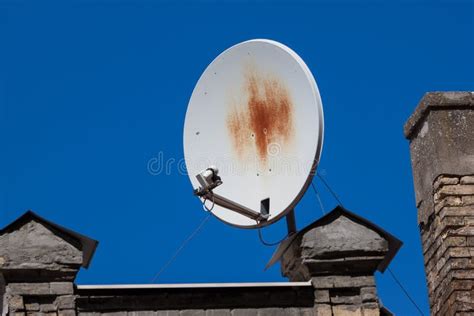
<box><xmin>78</xmin><ymin>309</ymin><xmax>315</xmax><ymax>316</ymax></box>
<box><xmin>4</xmin><ymin>281</ymin><xmax>316</xmax><ymax>316</ymax></box>
<box><xmin>75</xmin><ymin>284</ymin><xmax>315</xmax><ymax>316</ymax></box>
<box><xmin>421</xmin><ymin>175</ymin><xmax>474</xmax><ymax>314</ymax></box>
<box><xmin>311</xmin><ymin>275</ymin><xmax>379</xmax><ymax>316</ymax></box>
<box><xmin>5</xmin><ymin>282</ymin><xmax>76</xmax><ymax>315</ymax></box>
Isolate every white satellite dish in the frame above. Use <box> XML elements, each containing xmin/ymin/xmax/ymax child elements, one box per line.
<box><xmin>183</xmin><ymin>39</ymin><xmax>324</xmax><ymax>228</ymax></box>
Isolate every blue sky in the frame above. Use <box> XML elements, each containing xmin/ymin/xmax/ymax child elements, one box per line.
<box><xmin>1</xmin><ymin>0</ymin><xmax>473</xmax><ymax>314</ymax></box>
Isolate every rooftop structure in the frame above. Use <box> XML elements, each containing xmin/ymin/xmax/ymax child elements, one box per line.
<box><xmin>1</xmin><ymin>207</ymin><xmax>399</xmax><ymax>316</ymax></box>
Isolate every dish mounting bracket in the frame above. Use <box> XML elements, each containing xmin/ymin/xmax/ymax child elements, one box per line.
<box><xmin>201</xmin><ymin>192</ymin><xmax>270</xmax><ymax>223</ymax></box>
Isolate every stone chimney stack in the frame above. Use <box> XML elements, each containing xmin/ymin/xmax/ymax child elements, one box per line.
<box><xmin>278</xmin><ymin>206</ymin><xmax>401</xmax><ymax>316</ymax></box>
<box><xmin>404</xmin><ymin>92</ymin><xmax>474</xmax><ymax>315</ymax></box>
<box><xmin>0</xmin><ymin>211</ymin><xmax>98</xmax><ymax>315</ymax></box>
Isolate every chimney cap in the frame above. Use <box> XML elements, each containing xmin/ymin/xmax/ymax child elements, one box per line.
<box><xmin>404</xmin><ymin>91</ymin><xmax>474</xmax><ymax>140</ymax></box>
<box><xmin>0</xmin><ymin>210</ymin><xmax>98</xmax><ymax>269</ymax></box>
<box><xmin>268</xmin><ymin>206</ymin><xmax>402</xmax><ymax>273</ymax></box>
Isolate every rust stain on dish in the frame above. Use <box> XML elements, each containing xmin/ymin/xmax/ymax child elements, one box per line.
<box><xmin>227</xmin><ymin>68</ymin><xmax>294</xmax><ymax>162</ymax></box>
<box><xmin>227</xmin><ymin>107</ymin><xmax>250</xmax><ymax>158</ymax></box>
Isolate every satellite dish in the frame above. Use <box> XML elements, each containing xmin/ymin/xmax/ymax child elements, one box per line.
<box><xmin>183</xmin><ymin>39</ymin><xmax>324</xmax><ymax>228</ymax></box>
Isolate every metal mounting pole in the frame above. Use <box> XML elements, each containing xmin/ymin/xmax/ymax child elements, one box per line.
<box><xmin>285</xmin><ymin>209</ymin><xmax>297</xmax><ymax>235</ymax></box>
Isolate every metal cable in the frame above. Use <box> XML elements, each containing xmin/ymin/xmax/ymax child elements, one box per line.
<box><xmin>317</xmin><ymin>173</ymin><xmax>344</xmax><ymax>207</ymax></box>
<box><xmin>151</xmin><ymin>212</ymin><xmax>212</xmax><ymax>282</ymax></box>
<box><xmin>388</xmin><ymin>267</ymin><xmax>425</xmax><ymax>315</ymax></box>
<box><xmin>257</xmin><ymin>227</ymin><xmax>288</xmax><ymax>246</ymax></box>
<box><xmin>202</xmin><ymin>193</ymin><xmax>215</xmax><ymax>212</ymax></box>
<box><xmin>311</xmin><ymin>182</ymin><xmax>326</xmax><ymax>215</ymax></box>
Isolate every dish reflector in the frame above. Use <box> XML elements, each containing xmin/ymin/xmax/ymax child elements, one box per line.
<box><xmin>184</xmin><ymin>39</ymin><xmax>324</xmax><ymax>228</ymax></box>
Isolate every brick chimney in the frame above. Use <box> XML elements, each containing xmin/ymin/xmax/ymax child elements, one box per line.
<box><xmin>276</xmin><ymin>206</ymin><xmax>402</xmax><ymax>316</ymax></box>
<box><xmin>404</xmin><ymin>92</ymin><xmax>474</xmax><ymax>315</ymax></box>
